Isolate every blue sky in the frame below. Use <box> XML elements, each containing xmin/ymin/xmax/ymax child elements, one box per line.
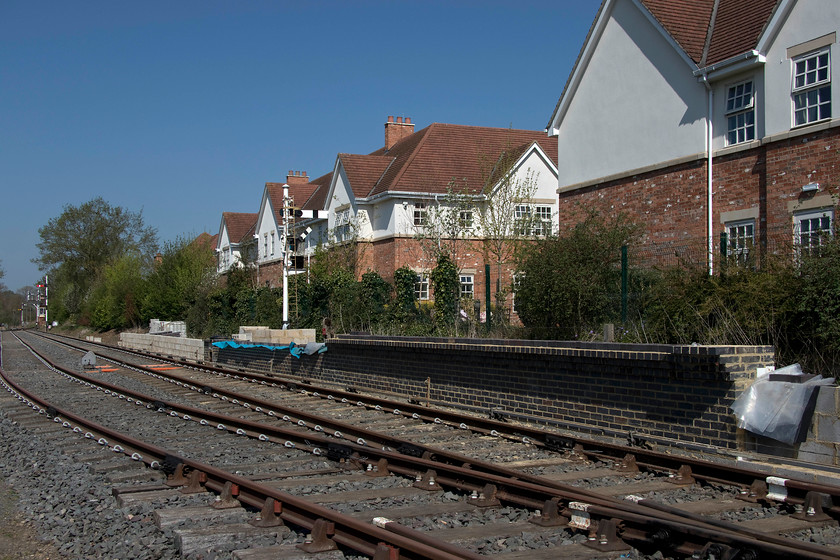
<box><xmin>0</xmin><ymin>0</ymin><xmax>599</xmax><ymax>291</ymax></box>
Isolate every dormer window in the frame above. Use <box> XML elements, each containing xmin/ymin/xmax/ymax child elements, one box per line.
<box><xmin>793</xmin><ymin>49</ymin><xmax>831</xmax><ymax>126</ymax></box>
<box><xmin>726</xmin><ymin>80</ymin><xmax>755</xmax><ymax>145</ymax></box>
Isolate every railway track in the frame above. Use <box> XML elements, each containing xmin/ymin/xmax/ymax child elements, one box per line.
<box><xmin>2</xmin><ymin>329</ymin><xmax>840</xmax><ymax>559</ymax></box>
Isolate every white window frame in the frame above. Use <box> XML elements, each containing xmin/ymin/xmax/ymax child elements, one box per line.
<box><xmin>459</xmin><ymin>209</ymin><xmax>474</xmax><ymax>230</ymax></box>
<box><xmin>726</xmin><ymin>80</ymin><xmax>756</xmax><ymax>145</ymax></box>
<box><xmin>263</xmin><ymin>233</ymin><xmax>268</xmax><ymax>258</ymax></box>
<box><xmin>534</xmin><ymin>205</ymin><xmax>552</xmax><ymax>236</ymax></box>
<box><xmin>725</xmin><ymin>219</ymin><xmax>755</xmax><ymax>262</ymax></box>
<box><xmin>792</xmin><ymin>48</ymin><xmax>831</xmax><ymax>127</ymax></box>
<box><xmin>413</xmin><ymin>203</ymin><xmax>427</xmax><ymax>227</ymax></box>
<box><xmin>414</xmin><ymin>273</ymin><xmax>429</xmax><ymax>301</ymax></box>
<box><xmin>459</xmin><ymin>274</ymin><xmax>474</xmax><ymax>299</ymax></box>
<box><xmin>515</xmin><ymin>204</ymin><xmax>552</xmax><ymax>236</ymax></box>
<box><xmin>795</xmin><ymin>208</ymin><xmax>834</xmax><ymax>255</ymax></box>
<box><xmin>334</xmin><ymin>209</ymin><xmax>351</xmax><ymax>242</ymax></box>
<box><xmin>270</xmin><ymin>231</ymin><xmax>275</xmax><ymax>256</ymax></box>
<box><xmin>514</xmin><ymin>204</ymin><xmax>531</xmax><ymax>236</ymax></box>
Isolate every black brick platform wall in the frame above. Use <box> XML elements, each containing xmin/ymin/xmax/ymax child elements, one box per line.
<box><xmin>215</xmin><ymin>336</ymin><xmax>773</xmax><ymax>450</ymax></box>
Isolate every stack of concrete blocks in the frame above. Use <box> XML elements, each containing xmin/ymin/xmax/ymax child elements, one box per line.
<box><xmin>799</xmin><ymin>386</ymin><xmax>840</xmax><ymax>466</ymax></box>
<box><xmin>149</xmin><ymin>319</ymin><xmax>187</xmax><ymax>336</ymax></box>
<box><xmin>119</xmin><ymin>332</ymin><xmax>204</xmax><ymax>362</ymax></box>
<box><xmin>237</xmin><ymin>326</ymin><xmax>315</xmax><ymax>346</ymax></box>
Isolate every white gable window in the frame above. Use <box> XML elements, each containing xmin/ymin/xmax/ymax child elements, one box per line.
<box><xmin>263</xmin><ymin>233</ymin><xmax>268</xmax><ymax>258</ymax></box>
<box><xmin>413</xmin><ymin>203</ymin><xmax>427</xmax><ymax>226</ymax></box>
<box><xmin>270</xmin><ymin>231</ymin><xmax>275</xmax><ymax>256</ymax></box>
<box><xmin>795</xmin><ymin>208</ymin><xmax>834</xmax><ymax>256</ymax></box>
<box><xmin>335</xmin><ymin>208</ymin><xmax>351</xmax><ymax>242</ymax></box>
<box><xmin>726</xmin><ymin>80</ymin><xmax>755</xmax><ymax>145</ymax></box>
<box><xmin>459</xmin><ymin>209</ymin><xmax>474</xmax><ymax>230</ymax></box>
<box><xmin>514</xmin><ymin>204</ymin><xmax>531</xmax><ymax>236</ymax></box>
<box><xmin>515</xmin><ymin>204</ymin><xmax>552</xmax><ymax>236</ymax></box>
<box><xmin>534</xmin><ymin>205</ymin><xmax>552</xmax><ymax>236</ymax></box>
<box><xmin>725</xmin><ymin>219</ymin><xmax>755</xmax><ymax>262</ymax></box>
<box><xmin>793</xmin><ymin>49</ymin><xmax>831</xmax><ymax>127</ymax></box>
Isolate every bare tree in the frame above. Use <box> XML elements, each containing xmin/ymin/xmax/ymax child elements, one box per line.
<box><xmin>478</xmin><ymin>152</ymin><xmax>541</xmax><ymax>316</ymax></box>
<box><xmin>412</xmin><ymin>178</ymin><xmax>477</xmax><ymax>265</ymax></box>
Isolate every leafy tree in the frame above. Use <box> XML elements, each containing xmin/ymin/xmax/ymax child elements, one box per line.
<box><xmin>515</xmin><ymin>210</ymin><xmax>639</xmax><ymax>339</ymax></box>
<box><xmin>359</xmin><ymin>271</ymin><xmax>392</xmax><ymax>329</ymax></box>
<box><xmin>790</xmin><ymin>224</ymin><xmax>840</xmax><ymax>376</ymax></box>
<box><xmin>430</xmin><ymin>253</ymin><xmax>459</xmax><ymax>330</ymax></box>
<box><xmin>88</xmin><ymin>253</ymin><xmax>147</xmax><ymax>330</ymax></box>
<box><xmin>0</xmin><ymin>287</ymin><xmax>22</xmax><ymax>327</ymax></box>
<box><xmin>142</xmin><ymin>236</ymin><xmax>217</xmax><ymax>327</ymax></box>
<box><xmin>34</xmin><ymin>197</ymin><xmax>158</xmax><ymax>320</ymax></box>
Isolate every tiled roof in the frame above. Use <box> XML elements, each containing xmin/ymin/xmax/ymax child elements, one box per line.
<box><xmin>641</xmin><ymin>0</ymin><xmax>780</xmax><ymax>66</ymax></box>
<box><xmin>191</xmin><ymin>232</ymin><xmax>218</xmax><ymax>251</ymax></box>
<box><xmin>338</xmin><ymin>154</ymin><xmax>394</xmax><ymax>199</ymax></box>
<box><xmin>302</xmin><ymin>172</ymin><xmax>333</xmax><ymax>210</ymax></box>
<box><xmin>362</xmin><ymin>123</ymin><xmax>557</xmax><ymax>198</ymax></box>
<box><xmin>222</xmin><ymin>212</ymin><xmax>258</xmax><ymax>244</ymax></box>
<box><xmin>704</xmin><ymin>0</ymin><xmax>779</xmax><ymax>65</ymax></box>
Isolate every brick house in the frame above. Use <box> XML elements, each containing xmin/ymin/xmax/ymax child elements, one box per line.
<box><xmin>290</xmin><ymin>117</ymin><xmax>559</xmax><ymax>313</ymax></box>
<box><xmin>547</xmin><ymin>0</ymin><xmax>839</xmax><ymax>271</ymax></box>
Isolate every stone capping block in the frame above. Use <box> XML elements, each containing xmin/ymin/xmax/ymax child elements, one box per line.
<box><xmin>331</xmin><ymin>335</ymin><xmax>772</xmax><ymax>369</ymax></box>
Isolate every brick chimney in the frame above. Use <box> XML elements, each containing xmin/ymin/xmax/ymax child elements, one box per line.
<box><xmin>384</xmin><ymin>116</ymin><xmax>414</xmax><ymax>150</ymax></box>
<box><xmin>286</xmin><ymin>170</ymin><xmax>309</xmax><ymax>184</ymax></box>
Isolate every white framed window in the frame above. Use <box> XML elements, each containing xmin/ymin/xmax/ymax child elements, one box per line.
<box><xmin>263</xmin><ymin>233</ymin><xmax>268</xmax><ymax>258</ymax></box>
<box><xmin>335</xmin><ymin>209</ymin><xmax>351</xmax><ymax>242</ymax></box>
<box><xmin>413</xmin><ymin>203</ymin><xmax>427</xmax><ymax>226</ymax></box>
<box><xmin>515</xmin><ymin>204</ymin><xmax>552</xmax><ymax>236</ymax></box>
<box><xmin>726</xmin><ymin>219</ymin><xmax>755</xmax><ymax>262</ymax></box>
<box><xmin>414</xmin><ymin>273</ymin><xmax>429</xmax><ymax>301</ymax></box>
<box><xmin>514</xmin><ymin>204</ymin><xmax>531</xmax><ymax>236</ymax></box>
<box><xmin>459</xmin><ymin>274</ymin><xmax>474</xmax><ymax>298</ymax></box>
<box><xmin>793</xmin><ymin>49</ymin><xmax>831</xmax><ymax>126</ymax></box>
<box><xmin>459</xmin><ymin>209</ymin><xmax>473</xmax><ymax>230</ymax></box>
<box><xmin>270</xmin><ymin>231</ymin><xmax>275</xmax><ymax>256</ymax></box>
<box><xmin>795</xmin><ymin>208</ymin><xmax>834</xmax><ymax>256</ymax></box>
<box><xmin>534</xmin><ymin>205</ymin><xmax>552</xmax><ymax>236</ymax></box>
<box><xmin>726</xmin><ymin>80</ymin><xmax>755</xmax><ymax>145</ymax></box>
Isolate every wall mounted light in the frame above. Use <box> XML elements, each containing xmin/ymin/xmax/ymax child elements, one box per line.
<box><xmin>802</xmin><ymin>182</ymin><xmax>820</xmax><ymax>193</ymax></box>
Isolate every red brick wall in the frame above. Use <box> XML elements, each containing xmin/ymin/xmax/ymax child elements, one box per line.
<box><xmin>558</xmin><ymin>127</ymin><xmax>840</xmax><ymax>248</ymax></box>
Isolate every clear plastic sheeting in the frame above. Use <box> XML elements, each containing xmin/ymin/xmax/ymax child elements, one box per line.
<box><xmin>731</xmin><ymin>364</ymin><xmax>834</xmax><ymax>445</ymax></box>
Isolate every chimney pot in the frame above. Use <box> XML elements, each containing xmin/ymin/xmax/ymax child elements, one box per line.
<box><xmin>387</xmin><ymin>116</ymin><xmax>394</xmax><ymax>123</ymax></box>
<box><xmin>406</xmin><ymin>117</ymin><xmax>411</xmax><ymax>124</ymax></box>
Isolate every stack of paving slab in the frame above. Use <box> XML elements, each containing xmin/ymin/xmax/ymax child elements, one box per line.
<box><xmin>119</xmin><ymin>332</ymin><xmax>204</xmax><ymax>361</ymax></box>
<box><xmin>237</xmin><ymin>325</ymin><xmax>315</xmax><ymax>346</ymax></box>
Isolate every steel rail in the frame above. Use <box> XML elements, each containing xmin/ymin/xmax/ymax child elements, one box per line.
<box><xmin>40</xmin><ymin>331</ymin><xmax>840</xmax><ymax>513</ymax></box>
<box><xmin>0</xmin><ymin>365</ymin><xmax>485</xmax><ymax>560</ymax></box>
<box><xmin>16</xmin><ymin>332</ymin><xmax>840</xmax><ymax>559</ymax></box>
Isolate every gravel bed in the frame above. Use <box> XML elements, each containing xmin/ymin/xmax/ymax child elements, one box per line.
<box><xmin>8</xmin><ymin>332</ymin><xmax>840</xmax><ymax>558</ymax></box>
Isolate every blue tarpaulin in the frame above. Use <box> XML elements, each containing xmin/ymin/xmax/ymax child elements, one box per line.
<box><xmin>212</xmin><ymin>340</ymin><xmax>327</xmax><ymax>359</ymax></box>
